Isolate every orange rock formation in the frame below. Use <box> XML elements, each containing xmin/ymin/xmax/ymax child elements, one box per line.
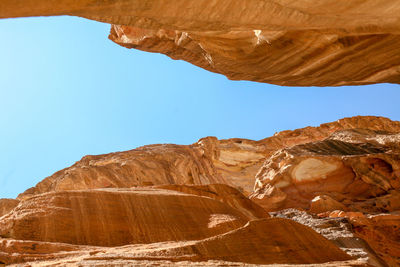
<box><xmin>328</xmin><ymin>211</ymin><xmax>400</xmax><ymax>266</ymax></box>
<box><xmin>18</xmin><ymin>116</ymin><xmax>400</xmax><ymax>200</ymax></box>
<box><xmin>0</xmin><ymin>187</ymin><xmax>265</xmax><ymax>246</ymax></box>
<box><xmin>250</xmin><ymin>132</ymin><xmax>400</xmax><ymax>212</ymax></box>
<box><xmin>1</xmin><ymin>116</ymin><xmax>399</xmax><ymax>266</ymax></box>
<box><xmin>1</xmin><ymin>1</ymin><xmax>400</xmax><ymax>86</ymax></box>
<box><xmin>0</xmin><ymin>199</ymin><xmax>19</xmax><ymax>218</ymax></box>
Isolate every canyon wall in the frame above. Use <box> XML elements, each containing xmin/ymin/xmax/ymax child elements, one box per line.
<box><xmin>17</xmin><ymin>116</ymin><xmax>400</xmax><ymax>200</ymax></box>
<box><xmin>1</xmin><ymin>116</ymin><xmax>400</xmax><ymax>266</ymax></box>
<box><xmin>1</xmin><ymin>2</ymin><xmax>400</xmax><ymax>265</ymax></box>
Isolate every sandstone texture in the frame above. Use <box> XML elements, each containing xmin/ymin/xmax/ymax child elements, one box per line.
<box><xmin>0</xmin><ymin>187</ymin><xmax>260</xmax><ymax>246</ymax></box>
<box><xmin>1</xmin><ymin>116</ymin><xmax>400</xmax><ymax>266</ymax></box>
<box><xmin>250</xmin><ymin>132</ymin><xmax>400</xmax><ymax>212</ymax></box>
<box><xmin>328</xmin><ymin>211</ymin><xmax>400</xmax><ymax>267</ymax></box>
<box><xmin>272</xmin><ymin>209</ymin><xmax>388</xmax><ymax>267</ymax></box>
<box><xmin>18</xmin><ymin>116</ymin><xmax>400</xmax><ymax>200</ymax></box>
<box><xmin>1</xmin><ymin>1</ymin><xmax>400</xmax><ymax>86</ymax></box>
<box><xmin>0</xmin><ymin>186</ymin><xmax>352</xmax><ymax>266</ymax></box>
<box><xmin>0</xmin><ymin>199</ymin><xmax>19</xmax><ymax>218</ymax></box>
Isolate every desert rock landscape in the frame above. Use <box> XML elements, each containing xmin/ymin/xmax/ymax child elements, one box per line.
<box><xmin>1</xmin><ymin>1</ymin><xmax>400</xmax><ymax>266</ymax></box>
<box><xmin>0</xmin><ymin>116</ymin><xmax>399</xmax><ymax>266</ymax></box>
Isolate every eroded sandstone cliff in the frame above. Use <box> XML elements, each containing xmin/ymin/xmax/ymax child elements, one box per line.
<box><xmin>1</xmin><ymin>1</ymin><xmax>400</xmax><ymax>86</ymax></box>
<box><xmin>250</xmin><ymin>132</ymin><xmax>400</xmax><ymax>212</ymax></box>
<box><xmin>1</xmin><ymin>116</ymin><xmax>400</xmax><ymax>266</ymax></box>
<box><xmin>18</xmin><ymin>116</ymin><xmax>400</xmax><ymax>200</ymax></box>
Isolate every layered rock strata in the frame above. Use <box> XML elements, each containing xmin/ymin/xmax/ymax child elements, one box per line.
<box><xmin>1</xmin><ymin>116</ymin><xmax>400</xmax><ymax>266</ymax></box>
<box><xmin>0</xmin><ymin>187</ymin><xmax>267</xmax><ymax>246</ymax></box>
<box><xmin>0</xmin><ymin>185</ymin><xmax>352</xmax><ymax>266</ymax></box>
<box><xmin>272</xmin><ymin>209</ymin><xmax>388</xmax><ymax>267</ymax></box>
<box><xmin>110</xmin><ymin>25</ymin><xmax>400</xmax><ymax>86</ymax></box>
<box><xmin>250</xmin><ymin>136</ymin><xmax>400</xmax><ymax>212</ymax></box>
<box><xmin>1</xmin><ymin>1</ymin><xmax>400</xmax><ymax>86</ymax></box>
<box><xmin>249</xmin><ymin>123</ymin><xmax>400</xmax><ymax>266</ymax></box>
<box><xmin>18</xmin><ymin>116</ymin><xmax>400</xmax><ymax>199</ymax></box>
<box><xmin>0</xmin><ymin>199</ymin><xmax>19</xmax><ymax>218</ymax></box>
<box><xmin>327</xmin><ymin>211</ymin><xmax>400</xmax><ymax>267</ymax></box>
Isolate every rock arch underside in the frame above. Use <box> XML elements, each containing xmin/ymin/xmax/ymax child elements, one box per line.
<box><xmin>1</xmin><ymin>0</ymin><xmax>400</xmax><ymax>86</ymax></box>
<box><xmin>1</xmin><ymin>1</ymin><xmax>400</xmax><ymax>267</ymax></box>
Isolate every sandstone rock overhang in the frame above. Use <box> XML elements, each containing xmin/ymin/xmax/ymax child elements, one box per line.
<box><xmin>1</xmin><ymin>0</ymin><xmax>400</xmax><ymax>86</ymax></box>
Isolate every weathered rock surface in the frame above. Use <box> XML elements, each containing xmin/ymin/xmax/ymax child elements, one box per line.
<box><xmin>272</xmin><ymin>209</ymin><xmax>388</xmax><ymax>267</ymax></box>
<box><xmin>1</xmin><ymin>1</ymin><xmax>400</xmax><ymax>86</ymax></box>
<box><xmin>0</xmin><ymin>199</ymin><xmax>19</xmax><ymax>218</ymax></box>
<box><xmin>0</xmin><ymin>185</ymin><xmax>354</xmax><ymax>266</ymax></box>
<box><xmin>17</xmin><ymin>141</ymin><xmax>227</xmax><ymax>200</ymax></box>
<box><xmin>251</xmin><ymin>132</ymin><xmax>400</xmax><ymax>213</ymax></box>
<box><xmin>1</xmin><ymin>186</ymin><xmax>269</xmax><ymax>246</ymax></box>
<box><xmin>0</xmin><ymin>218</ymin><xmax>353</xmax><ymax>266</ymax></box>
<box><xmin>1</xmin><ymin>116</ymin><xmax>400</xmax><ymax>266</ymax></box>
<box><xmin>328</xmin><ymin>211</ymin><xmax>400</xmax><ymax>267</ymax></box>
<box><xmin>120</xmin><ymin>218</ymin><xmax>352</xmax><ymax>265</ymax></box>
<box><xmin>109</xmin><ymin>25</ymin><xmax>400</xmax><ymax>86</ymax></box>
<box><xmin>155</xmin><ymin>184</ymin><xmax>269</xmax><ymax>220</ymax></box>
<box><xmin>18</xmin><ymin>116</ymin><xmax>400</xmax><ymax>200</ymax></box>
<box><xmin>248</xmin><ymin>122</ymin><xmax>400</xmax><ymax>266</ymax></box>
<box><xmin>0</xmin><ymin>239</ymin><xmax>367</xmax><ymax>267</ymax></box>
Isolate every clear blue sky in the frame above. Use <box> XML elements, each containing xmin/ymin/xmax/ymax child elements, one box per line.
<box><xmin>1</xmin><ymin>16</ymin><xmax>399</xmax><ymax>198</ymax></box>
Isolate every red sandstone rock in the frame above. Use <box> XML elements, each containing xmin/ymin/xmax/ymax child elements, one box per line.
<box><xmin>0</xmin><ymin>219</ymin><xmax>354</xmax><ymax>266</ymax></box>
<box><xmin>1</xmin><ymin>187</ymin><xmax>262</xmax><ymax>246</ymax></box>
<box><xmin>0</xmin><ymin>116</ymin><xmax>399</xmax><ymax>266</ymax></box>
<box><xmin>0</xmin><ymin>199</ymin><xmax>19</xmax><ymax>218</ymax></box>
<box><xmin>131</xmin><ymin>218</ymin><xmax>352</xmax><ymax>265</ymax></box>
<box><xmin>310</xmin><ymin>195</ymin><xmax>348</xmax><ymax>214</ymax></box>
<box><xmin>272</xmin><ymin>209</ymin><xmax>387</xmax><ymax>267</ymax></box>
<box><xmin>328</xmin><ymin>211</ymin><xmax>400</xmax><ymax>267</ymax></box>
<box><xmin>250</xmin><ymin>135</ymin><xmax>400</xmax><ymax>213</ymax></box>
<box><xmin>249</xmin><ymin>126</ymin><xmax>400</xmax><ymax>266</ymax></box>
<box><xmin>18</xmin><ymin>116</ymin><xmax>400</xmax><ymax>199</ymax></box>
<box><xmin>155</xmin><ymin>184</ymin><xmax>270</xmax><ymax>220</ymax></box>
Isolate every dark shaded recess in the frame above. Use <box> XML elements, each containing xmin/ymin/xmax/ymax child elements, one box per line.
<box><xmin>289</xmin><ymin>139</ymin><xmax>387</xmax><ymax>156</ymax></box>
<box><xmin>367</xmin><ymin>158</ymin><xmax>393</xmax><ymax>174</ymax></box>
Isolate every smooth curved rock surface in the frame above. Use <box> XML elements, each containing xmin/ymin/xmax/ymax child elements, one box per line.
<box><xmin>130</xmin><ymin>218</ymin><xmax>352</xmax><ymax>265</ymax></box>
<box><xmin>1</xmin><ymin>186</ymin><xmax>265</xmax><ymax>246</ymax></box>
<box><xmin>1</xmin><ymin>1</ymin><xmax>400</xmax><ymax>86</ymax></box>
<box><xmin>0</xmin><ymin>219</ymin><xmax>353</xmax><ymax>266</ymax></box>
<box><xmin>155</xmin><ymin>184</ymin><xmax>270</xmax><ymax>220</ymax></box>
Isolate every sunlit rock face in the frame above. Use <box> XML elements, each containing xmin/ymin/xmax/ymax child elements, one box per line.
<box><xmin>1</xmin><ymin>1</ymin><xmax>400</xmax><ymax>86</ymax></box>
<box><xmin>0</xmin><ymin>187</ymin><xmax>266</xmax><ymax>246</ymax></box>
<box><xmin>0</xmin><ymin>185</ymin><xmax>353</xmax><ymax>266</ymax></box>
<box><xmin>0</xmin><ymin>199</ymin><xmax>19</xmax><ymax>218</ymax></box>
<box><xmin>248</xmin><ymin>125</ymin><xmax>400</xmax><ymax>266</ymax></box>
<box><xmin>328</xmin><ymin>211</ymin><xmax>400</xmax><ymax>267</ymax></box>
<box><xmin>17</xmin><ymin>140</ymin><xmax>228</xmax><ymax>200</ymax></box>
<box><xmin>1</xmin><ymin>116</ymin><xmax>400</xmax><ymax>266</ymax></box>
<box><xmin>18</xmin><ymin>116</ymin><xmax>400</xmax><ymax>200</ymax></box>
<box><xmin>109</xmin><ymin>25</ymin><xmax>400</xmax><ymax>86</ymax></box>
<box><xmin>250</xmin><ymin>134</ymin><xmax>400</xmax><ymax>212</ymax></box>
<box><xmin>271</xmin><ymin>209</ymin><xmax>388</xmax><ymax>267</ymax></box>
